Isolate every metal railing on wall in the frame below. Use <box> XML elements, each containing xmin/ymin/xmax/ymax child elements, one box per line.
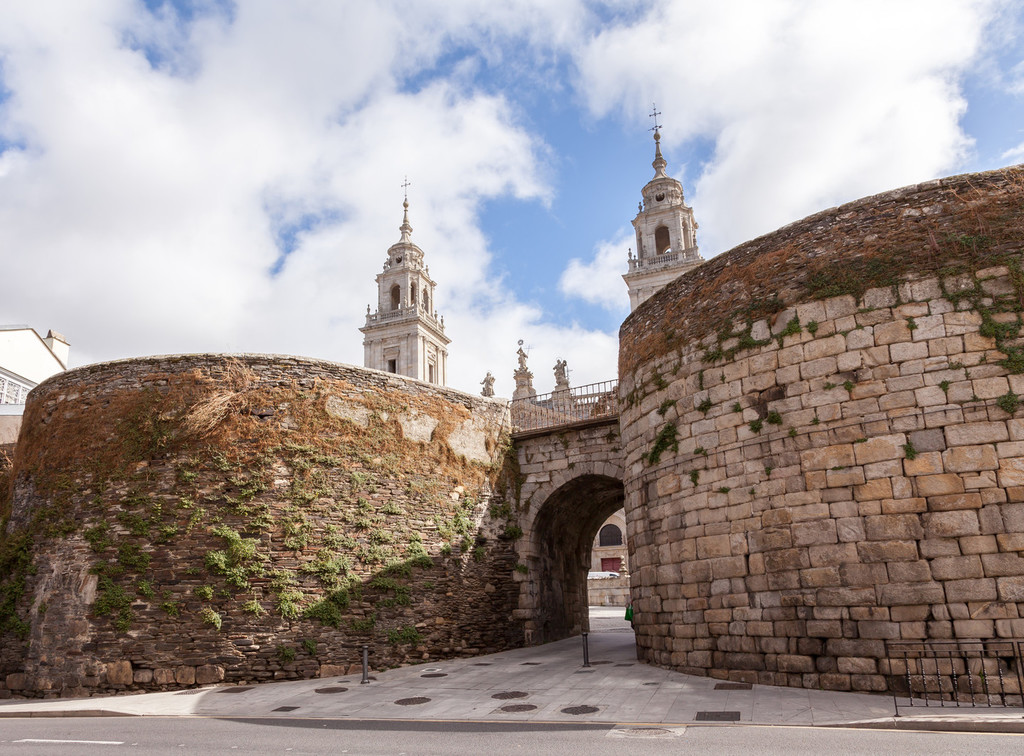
<box><xmin>510</xmin><ymin>379</ymin><xmax>619</xmax><ymax>434</ymax></box>
<box><xmin>885</xmin><ymin>639</ymin><xmax>1024</xmax><ymax>715</ymax></box>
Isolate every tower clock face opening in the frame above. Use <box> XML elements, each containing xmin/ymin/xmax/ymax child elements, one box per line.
<box><xmin>655</xmin><ymin>193</ymin><xmax>665</xmax><ymax>202</ymax></box>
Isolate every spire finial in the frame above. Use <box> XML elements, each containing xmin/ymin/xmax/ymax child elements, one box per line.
<box><xmin>399</xmin><ymin>177</ymin><xmax>413</xmax><ymax>242</ymax></box>
<box><xmin>649</xmin><ymin>103</ymin><xmax>667</xmax><ymax>178</ymax></box>
<box><xmin>649</xmin><ymin>103</ymin><xmax>662</xmax><ymax>134</ymax></box>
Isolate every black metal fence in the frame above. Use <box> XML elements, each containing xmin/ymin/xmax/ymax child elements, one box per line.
<box><xmin>885</xmin><ymin>640</ymin><xmax>1024</xmax><ymax>715</ymax></box>
<box><xmin>510</xmin><ymin>379</ymin><xmax>618</xmax><ymax>434</ymax></box>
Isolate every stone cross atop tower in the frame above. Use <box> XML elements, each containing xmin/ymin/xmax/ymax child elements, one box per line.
<box><xmin>622</xmin><ymin>119</ymin><xmax>705</xmax><ymax>312</ymax></box>
<box><xmin>360</xmin><ymin>196</ymin><xmax>451</xmax><ymax>385</ymax></box>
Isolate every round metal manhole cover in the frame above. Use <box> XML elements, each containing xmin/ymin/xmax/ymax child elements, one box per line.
<box><xmin>561</xmin><ymin>705</ymin><xmax>600</xmax><ymax>715</ymax></box>
<box><xmin>314</xmin><ymin>687</ymin><xmax>349</xmax><ymax>694</ymax></box>
<box><xmin>491</xmin><ymin>691</ymin><xmax>529</xmax><ymax>700</ymax></box>
<box><xmin>420</xmin><ymin>673</ymin><xmax>447</xmax><ymax>678</ymax></box>
<box><xmin>500</xmin><ymin>704</ymin><xmax>537</xmax><ymax>713</ymax></box>
<box><xmin>395</xmin><ymin>697</ymin><xmax>431</xmax><ymax>706</ymax></box>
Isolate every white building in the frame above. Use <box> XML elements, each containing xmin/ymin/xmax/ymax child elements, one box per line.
<box><xmin>0</xmin><ymin>325</ymin><xmax>70</xmax><ymax>444</ymax></box>
<box><xmin>360</xmin><ymin>200</ymin><xmax>450</xmax><ymax>385</ymax></box>
<box><xmin>622</xmin><ymin>129</ymin><xmax>704</xmax><ymax>311</ymax></box>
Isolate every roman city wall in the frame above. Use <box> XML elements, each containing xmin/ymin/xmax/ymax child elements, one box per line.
<box><xmin>618</xmin><ymin>165</ymin><xmax>1024</xmax><ymax>692</ymax></box>
<box><xmin>0</xmin><ymin>354</ymin><xmax>520</xmax><ymax>698</ymax></box>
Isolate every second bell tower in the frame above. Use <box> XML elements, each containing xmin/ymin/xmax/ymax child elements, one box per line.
<box><xmin>360</xmin><ymin>197</ymin><xmax>450</xmax><ymax>385</ymax></box>
<box><xmin>623</xmin><ymin>124</ymin><xmax>704</xmax><ymax>311</ymax></box>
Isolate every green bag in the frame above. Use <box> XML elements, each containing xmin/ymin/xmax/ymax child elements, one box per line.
<box><xmin>624</xmin><ymin>605</ymin><xmax>633</xmax><ymax>621</ymax></box>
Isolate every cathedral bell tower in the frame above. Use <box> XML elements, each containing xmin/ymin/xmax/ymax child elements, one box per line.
<box><xmin>360</xmin><ymin>197</ymin><xmax>450</xmax><ymax>385</ymax></box>
<box><xmin>622</xmin><ymin>120</ymin><xmax>704</xmax><ymax>311</ymax></box>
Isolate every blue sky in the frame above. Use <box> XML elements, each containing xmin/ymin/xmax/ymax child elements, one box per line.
<box><xmin>1</xmin><ymin>0</ymin><xmax>1023</xmax><ymax>395</ymax></box>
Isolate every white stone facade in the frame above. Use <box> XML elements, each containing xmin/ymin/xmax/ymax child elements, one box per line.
<box><xmin>0</xmin><ymin>325</ymin><xmax>69</xmax><ymax>405</ymax></box>
<box><xmin>623</xmin><ymin>131</ymin><xmax>704</xmax><ymax>311</ymax></box>
<box><xmin>360</xmin><ymin>202</ymin><xmax>450</xmax><ymax>385</ymax></box>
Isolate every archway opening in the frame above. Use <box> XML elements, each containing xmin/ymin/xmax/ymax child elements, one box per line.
<box><xmin>654</xmin><ymin>225</ymin><xmax>670</xmax><ymax>254</ymax></box>
<box><xmin>529</xmin><ymin>473</ymin><xmax>625</xmax><ymax>643</ymax></box>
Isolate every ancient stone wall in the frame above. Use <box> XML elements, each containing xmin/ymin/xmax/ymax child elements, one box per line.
<box><xmin>619</xmin><ymin>165</ymin><xmax>1024</xmax><ymax>692</ymax></box>
<box><xmin>0</xmin><ymin>354</ymin><xmax>519</xmax><ymax>699</ymax></box>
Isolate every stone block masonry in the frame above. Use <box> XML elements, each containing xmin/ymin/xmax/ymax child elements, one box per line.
<box><xmin>618</xmin><ymin>165</ymin><xmax>1024</xmax><ymax>693</ymax></box>
<box><xmin>0</xmin><ymin>354</ymin><xmax>519</xmax><ymax>698</ymax></box>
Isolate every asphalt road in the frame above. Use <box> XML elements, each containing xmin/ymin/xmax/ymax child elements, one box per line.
<box><xmin>1</xmin><ymin>717</ymin><xmax>1023</xmax><ymax>755</ymax></box>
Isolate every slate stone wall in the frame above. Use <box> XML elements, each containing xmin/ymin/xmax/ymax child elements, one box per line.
<box><xmin>618</xmin><ymin>165</ymin><xmax>1024</xmax><ymax>692</ymax></box>
<box><xmin>0</xmin><ymin>354</ymin><xmax>519</xmax><ymax>699</ymax></box>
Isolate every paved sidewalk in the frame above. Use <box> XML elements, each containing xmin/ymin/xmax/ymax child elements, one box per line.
<box><xmin>1</xmin><ymin>608</ymin><xmax>1022</xmax><ymax>732</ymax></box>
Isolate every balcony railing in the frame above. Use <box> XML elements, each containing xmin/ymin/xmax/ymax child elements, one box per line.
<box><xmin>510</xmin><ymin>379</ymin><xmax>619</xmax><ymax>434</ymax></box>
<box><xmin>365</xmin><ymin>304</ymin><xmax>445</xmax><ymax>331</ymax></box>
<box><xmin>627</xmin><ymin>248</ymin><xmax>701</xmax><ymax>273</ymax></box>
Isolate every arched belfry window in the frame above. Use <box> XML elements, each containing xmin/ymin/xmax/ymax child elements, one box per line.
<box><xmin>599</xmin><ymin>524</ymin><xmax>623</xmax><ymax>547</ymax></box>
<box><xmin>654</xmin><ymin>225</ymin><xmax>670</xmax><ymax>255</ymax></box>
<box><xmin>423</xmin><ymin>289</ymin><xmax>430</xmax><ymax>314</ymax></box>
<box><xmin>410</xmin><ymin>283</ymin><xmax>418</xmax><ymax>307</ymax></box>
<box><xmin>390</xmin><ymin>284</ymin><xmax>401</xmax><ymax>311</ymax></box>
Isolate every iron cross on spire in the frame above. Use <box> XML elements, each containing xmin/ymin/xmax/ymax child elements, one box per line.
<box><xmin>401</xmin><ymin>176</ymin><xmax>412</xmax><ymax>202</ymax></box>
<box><xmin>649</xmin><ymin>103</ymin><xmax>662</xmax><ymax>133</ymax></box>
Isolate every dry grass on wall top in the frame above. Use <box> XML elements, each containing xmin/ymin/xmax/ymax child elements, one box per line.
<box><xmin>619</xmin><ymin>165</ymin><xmax>1024</xmax><ymax>379</ymax></box>
<box><xmin>13</xmin><ymin>360</ymin><xmax>499</xmax><ymax>501</ymax></box>
<box><xmin>1</xmin><ymin>358</ymin><xmax>517</xmax><ymax>661</ymax></box>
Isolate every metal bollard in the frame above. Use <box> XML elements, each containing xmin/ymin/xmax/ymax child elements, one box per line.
<box><xmin>582</xmin><ymin>632</ymin><xmax>591</xmax><ymax>667</ymax></box>
<box><xmin>360</xmin><ymin>644</ymin><xmax>370</xmax><ymax>684</ymax></box>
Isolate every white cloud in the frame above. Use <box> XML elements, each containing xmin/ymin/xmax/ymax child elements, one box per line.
<box><xmin>0</xmin><ymin>0</ymin><xmax>617</xmax><ymax>395</ymax></box>
<box><xmin>558</xmin><ymin>228</ymin><xmax>631</xmax><ymax>311</ymax></box>
<box><xmin>1003</xmin><ymin>141</ymin><xmax>1024</xmax><ymax>162</ymax></box>
<box><xmin>575</xmin><ymin>0</ymin><xmax>1001</xmax><ymax>254</ymax></box>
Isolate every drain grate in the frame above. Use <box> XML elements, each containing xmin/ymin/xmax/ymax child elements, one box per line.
<box><xmin>420</xmin><ymin>673</ymin><xmax>447</xmax><ymax>678</ymax></box>
<box><xmin>175</xmin><ymin>689</ymin><xmax>205</xmax><ymax>696</ymax></box>
<box><xmin>273</xmin><ymin>706</ymin><xmax>300</xmax><ymax>712</ymax></box>
<box><xmin>614</xmin><ymin>728</ymin><xmax>674</xmax><ymax>738</ymax></box>
<box><xmin>714</xmin><ymin>683</ymin><xmax>752</xmax><ymax>691</ymax></box>
<box><xmin>216</xmin><ymin>686</ymin><xmax>253</xmax><ymax>694</ymax></box>
<box><xmin>492</xmin><ymin>691</ymin><xmax>529</xmax><ymax>700</ymax></box>
<box><xmin>561</xmin><ymin>705</ymin><xmax>600</xmax><ymax>715</ymax></box>
<box><xmin>695</xmin><ymin>711</ymin><xmax>740</xmax><ymax>722</ymax></box>
<box><xmin>520</xmin><ymin>662</ymin><xmax>542</xmax><ymax>666</ymax></box>
<box><xmin>575</xmin><ymin>670</ymin><xmax>595</xmax><ymax>674</ymax></box>
<box><xmin>614</xmin><ymin>663</ymin><xmax>635</xmax><ymax>667</ymax></box>
<box><xmin>395</xmin><ymin>697</ymin><xmax>431</xmax><ymax>706</ymax></box>
<box><xmin>314</xmin><ymin>687</ymin><xmax>349</xmax><ymax>694</ymax></box>
<box><xmin>591</xmin><ymin>661</ymin><xmax>614</xmax><ymax>665</ymax></box>
<box><xmin>473</xmin><ymin>662</ymin><xmax>493</xmax><ymax>666</ymax></box>
<box><xmin>642</xmin><ymin>682</ymin><xmax>660</xmax><ymax>686</ymax></box>
<box><xmin>500</xmin><ymin>704</ymin><xmax>537</xmax><ymax>713</ymax></box>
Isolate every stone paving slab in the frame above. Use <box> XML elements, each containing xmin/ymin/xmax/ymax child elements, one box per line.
<box><xmin>1</xmin><ymin>610</ymin><xmax>1022</xmax><ymax>732</ymax></box>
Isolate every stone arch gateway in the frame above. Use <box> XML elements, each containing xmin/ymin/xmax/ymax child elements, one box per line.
<box><xmin>510</xmin><ymin>419</ymin><xmax>625</xmax><ymax>644</ymax></box>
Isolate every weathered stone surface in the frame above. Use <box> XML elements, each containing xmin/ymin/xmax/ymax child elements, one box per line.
<box><xmin>447</xmin><ymin>417</ymin><xmax>492</xmax><ymax>462</ymax></box>
<box><xmin>922</xmin><ymin>511</ymin><xmax>980</xmax><ymax>538</ymax></box>
<box><xmin>195</xmin><ymin>665</ymin><xmax>225</xmax><ymax>685</ymax></box>
<box><xmin>174</xmin><ymin>667</ymin><xmax>196</xmax><ymax>685</ymax></box>
<box><xmin>106</xmin><ymin>661</ymin><xmax>133</xmax><ymax>686</ymax></box>
<box><xmin>397</xmin><ymin>409</ymin><xmax>439</xmax><ymax>443</ymax></box>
